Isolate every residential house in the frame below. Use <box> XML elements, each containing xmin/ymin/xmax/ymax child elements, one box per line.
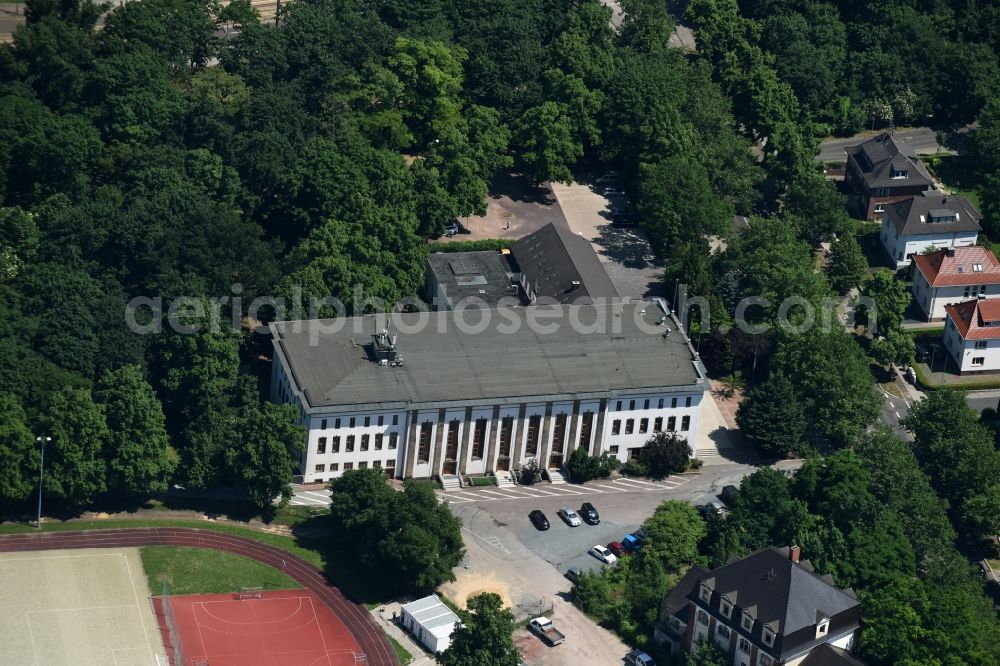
<box><xmin>944</xmin><ymin>299</ymin><xmax>1000</xmax><ymax>373</ymax></box>
<box><xmin>655</xmin><ymin>546</ymin><xmax>862</xmax><ymax>666</ymax></box>
<box><xmin>912</xmin><ymin>246</ymin><xmax>1000</xmax><ymax>320</ymax></box>
<box><xmin>845</xmin><ymin>132</ymin><xmax>935</xmax><ymax>221</ymax></box>
<box><xmin>270</xmin><ymin>300</ymin><xmax>707</xmax><ymax>484</ymax></box>
<box><xmin>879</xmin><ymin>190</ymin><xmax>981</xmax><ymax>268</ymax></box>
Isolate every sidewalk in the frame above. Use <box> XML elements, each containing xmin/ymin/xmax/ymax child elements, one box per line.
<box><xmin>370</xmin><ymin>602</ymin><xmax>434</xmax><ymax>666</ymax></box>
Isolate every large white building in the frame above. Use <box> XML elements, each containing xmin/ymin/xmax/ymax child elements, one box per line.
<box><xmin>270</xmin><ymin>300</ymin><xmax>708</xmax><ymax>484</ymax></box>
<box><xmin>879</xmin><ymin>190</ymin><xmax>981</xmax><ymax>268</ymax></box>
<box><xmin>944</xmin><ymin>299</ymin><xmax>1000</xmax><ymax>373</ymax></box>
<box><xmin>912</xmin><ymin>246</ymin><xmax>1000</xmax><ymax>320</ymax></box>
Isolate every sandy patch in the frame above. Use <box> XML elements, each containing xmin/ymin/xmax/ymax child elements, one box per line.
<box><xmin>439</xmin><ymin>569</ymin><xmax>513</xmax><ymax>609</ymax></box>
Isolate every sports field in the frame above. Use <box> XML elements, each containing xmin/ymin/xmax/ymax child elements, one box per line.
<box><xmin>0</xmin><ymin>548</ymin><xmax>165</xmax><ymax>666</ymax></box>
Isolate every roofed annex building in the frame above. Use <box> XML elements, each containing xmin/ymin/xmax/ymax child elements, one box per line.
<box><xmin>656</xmin><ymin>547</ymin><xmax>864</xmax><ymax>666</ymax></box>
<box><xmin>270</xmin><ymin>300</ymin><xmax>707</xmax><ymax>484</ymax></box>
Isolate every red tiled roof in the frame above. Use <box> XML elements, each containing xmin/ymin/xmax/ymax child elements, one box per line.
<box><xmin>945</xmin><ymin>299</ymin><xmax>1000</xmax><ymax>340</ymax></box>
<box><xmin>914</xmin><ymin>247</ymin><xmax>1000</xmax><ymax>287</ymax></box>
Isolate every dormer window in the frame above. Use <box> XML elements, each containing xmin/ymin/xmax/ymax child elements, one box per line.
<box><xmin>763</xmin><ymin>627</ymin><xmax>775</xmax><ymax>646</ymax></box>
<box><xmin>817</xmin><ymin>619</ymin><xmax>829</xmax><ymax>638</ymax></box>
<box><xmin>720</xmin><ymin>599</ymin><xmax>733</xmax><ymax>619</ymax></box>
<box><xmin>892</xmin><ymin>169</ymin><xmax>908</xmax><ymax>179</ymax></box>
<box><xmin>699</xmin><ymin>584</ymin><xmax>712</xmax><ymax>604</ymax></box>
<box><xmin>974</xmin><ymin>263</ymin><xmax>983</xmax><ymax>272</ymax></box>
<box><xmin>741</xmin><ymin>613</ymin><xmax>753</xmax><ymax>632</ymax></box>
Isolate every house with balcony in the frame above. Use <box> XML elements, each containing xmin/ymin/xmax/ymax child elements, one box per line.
<box><xmin>845</xmin><ymin>132</ymin><xmax>935</xmax><ymax>221</ymax></box>
<box><xmin>944</xmin><ymin>299</ymin><xmax>1000</xmax><ymax>373</ymax></box>
<box><xmin>912</xmin><ymin>246</ymin><xmax>1000</xmax><ymax>320</ymax></box>
<box><xmin>654</xmin><ymin>546</ymin><xmax>863</xmax><ymax>666</ymax></box>
<box><xmin>879</xmin><ymin>190</ymin><xmax>981</xmax><ymax>268</ymax></box>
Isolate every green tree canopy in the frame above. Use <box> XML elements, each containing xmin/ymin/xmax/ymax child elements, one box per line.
<box><xmin>438</xmin><ymin>592</ymin><xmax>520</xmax><ymax>666</ymax></box>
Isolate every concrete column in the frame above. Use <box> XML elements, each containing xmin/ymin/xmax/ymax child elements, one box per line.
<box><xmin>458</xmin><ymin>406</ymin><xmax>473</xmax><ymax>476</ymax></box>
<box><xmin>485</xmin><ymin>405</ymin><xmax>501</xmax><ymax>473</ymax></box>
<box><xmin>510</xmin><ymin>403</ymin><xmax>527</xmax><ymax>467</ymax></box>
<box><xmin>566</xmin><ymin>401</ymin><xmax>581</xmax><ymax>454</ymax></box>
<box><xmin>430</xmin><ymin>408</ymin><xmax>447</xmax><ymax>477</ymax></box>
<box><xmin>537</xmin><ymin>402</ymin><xmax>554</xmax><ymax>468</ymax></box>
<box><xmin>592</xmin><ymin>398</ymin><xmax>608</xmax><ymax>456</ymax></box>
<box><xmin>404</xmin><ymin>410</ymin><xmax>419</xmax><ymax>479</ymax></box>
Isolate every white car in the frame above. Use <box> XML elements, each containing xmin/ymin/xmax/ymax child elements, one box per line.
<box><xmin>625</xmin><ymin>649</ymin><xmax>656</xmax><ymax>666</ymax></box>
<box><xmin>558</xmin><ymin>508</ymin><xmax>582</xmax><ymax>527</ymax></box>
<box><xmin>590</xmin><ymin>545</ymin><xmax>618</xmax><ymax>564</ymax></box>
<box><xmin>604</xmin><ymin>187</ymin><xmax>626</xmax><ymax>197</ymax></box>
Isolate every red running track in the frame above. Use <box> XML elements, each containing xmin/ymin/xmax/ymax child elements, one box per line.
<box><xmin>0</xmin><ymin>527</ymin><xmax>398</xmax><ymax>666</ymax></box>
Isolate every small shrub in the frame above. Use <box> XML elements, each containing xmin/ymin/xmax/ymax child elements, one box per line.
<box><xmin>620</xmin><ymin>459</ymin><xmax>648</xmax><ymax>477</ymax></box>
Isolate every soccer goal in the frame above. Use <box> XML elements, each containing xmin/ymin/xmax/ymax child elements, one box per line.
<box><xmin>238</xmin><ymin>586</ymin><xmax>263</xmax><ymax>600</ymax></box>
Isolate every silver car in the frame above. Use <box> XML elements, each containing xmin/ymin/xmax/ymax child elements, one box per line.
<box><xmin>558</xmin><ymin>508</ymin><xmax>582</xmax><ymax>527</ymax></box>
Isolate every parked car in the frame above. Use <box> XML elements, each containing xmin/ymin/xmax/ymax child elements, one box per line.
<box><xmin>529</xmin><ymin>617</ymin><xmax>566</xmax><ymax>646</ymax></box>
<box><xmin>698</xmin><ymin>499</ymin><xmax>726</xmax><ymax>518</ymax></box>
<box><xmin>607</xmin><ymin>541</ymin><xmax>627</xmax><ymax>557</ymax></box>
<box><xmin>529</xmin><ymin>509</ymin><xmax>550</xmax><ymax>531</ymax></box>
<box><xmin>604</xmin><ymin>187</ymin><xmax>626</xmax><ymax>197</ymax></box>
<box><xmin>558</xmin><ymin>508</ymin><xmax>582</xmax><ymax>527</ymax></box>
<box><xmin>595</xmin><ymin>171</ymin><xmax>619</xmax><ymax>183</ymax></box>
<box><xmin>579</xmin><ymin>502</ymin><xmax>600</xmax><ymax>525</ymax></box>
<box><xmin>622</xmin><ymin>533</ymin><xmax>643</xmax><ymax>553</ymax></box>
<box><xmin>590</xmin><ymin>544</ymin><xmax>618</xmax><ymax>564</ymax></box>
<box><xmin>565</xmin><ymin>566</ymin><xmax>582</xmax><ymax>583</ymax></box>
<box><xmin>719</xmin><ymin>484</ymin><xmax>739</xmax><ymax>506</ymax></box>
<box><xmin>625</xmin><ymin>649</ymin><xmax>657</xmax><ymax>666</ymax></box>
<box><xmin>914</xmin><ymin>342</ymin><xmax>930</xmax><ymax>362</ymax></box>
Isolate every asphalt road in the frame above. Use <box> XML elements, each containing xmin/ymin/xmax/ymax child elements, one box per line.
<box><xmin>966</xmin><ymin>390</ymin><xmax>1000</xmax><ymax>414</ymax></box>
<box><xmin>879</xmin><ymin>390</ymin><xmax>913</xmax><ymax>442</ymax></box>
<box><xmin>817</xmin><ymin>127</ymin><xmax>941</xmax><ymax>163</ymax></box>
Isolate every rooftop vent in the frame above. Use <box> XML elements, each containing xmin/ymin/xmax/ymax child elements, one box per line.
<box><xmin>369</xmin><ymin>329</ymin><xmax>403</xmax><ymax>367</ymax></box>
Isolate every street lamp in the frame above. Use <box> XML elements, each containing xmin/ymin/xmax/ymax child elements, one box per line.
<box><xmin>35</xmin><ymin>435</ymin><xmax>51</xmax><ymax>528</ymax></box>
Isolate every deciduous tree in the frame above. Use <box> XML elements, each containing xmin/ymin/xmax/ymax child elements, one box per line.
<box><xmin>439</xmin><ymin>593</ymin><xmax>520</xmax><ymax>666</ymax></box>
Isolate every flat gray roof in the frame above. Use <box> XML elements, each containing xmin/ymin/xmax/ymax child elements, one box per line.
<box><xmin>272</xmin><ymin>301</ymin><xmax>706</xmax><ymax>413</ymax></box>
<box><xmin>401</xmin><ymin>595</ymin><xmax>460</xmax><ymax>634</ymax></box>
<box><xmin>426</xmin><ymin>250</ymin><xmax>517</xmax><ymax>308</ymax></box>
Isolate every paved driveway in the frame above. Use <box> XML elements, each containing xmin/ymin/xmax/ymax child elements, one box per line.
<box><xmin>448</xmin><ymin>171</ymin><xmax>569</xmax><ymax>242</ymax></box>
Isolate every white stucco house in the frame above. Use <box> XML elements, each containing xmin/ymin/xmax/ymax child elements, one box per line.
<box><xmin>879</xmin><ymin>190</ymin><xmax>981</xmax><ymax>269</ymax></box>
<box><xmin>944</xmin><ymin>299</ymin><xmax>1000</xmax><ymax>373</ymax></box>
<box><xmin>400</xmin><ymin>595</ymin><xmax>460</xmax><ymax>653</ymax></box>
<box><xmin>912</xmin><ymin>246</ymin><xmax>1000</xmax><ymax>320</ymax></box>
<box><xmin>269</xmin><ymin>300</ymin><xmax>708</xmax><ymax>484</ymax></box>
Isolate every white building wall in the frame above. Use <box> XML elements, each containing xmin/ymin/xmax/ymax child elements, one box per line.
<box><xmin>880</xmin><ymin>219</ymin><xmax>978</xmax><ymax>268</ymax></box>
<box><xmin>913</xmin><ymin>273</ymin><xmax>1000</xmax><ymax>320</ymax></box>
<box><xmin>303</xmin><ymin>410</ymin><xmax>407</xmax><ymax>483</ymax></box>
<box><xmin>600</xmin><ymin>392</ymin><xmax>703</xmax><ymax>462</ymax></box>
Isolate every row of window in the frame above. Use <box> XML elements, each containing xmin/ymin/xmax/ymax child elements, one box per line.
<box><xmin>317</xmin><ymin>433</ymin><xmax>399</xmax><ymax>454</ymax></box>
<box><xmin>319</xmin><ymin>414</ymin><xmax>400</xmax><ymax>430</ymax></box>
<box><xmin>315</xmin><ymin>459</ymin><xmax>396</xmax><ymax>474</ymax></box>
<box><xmin>615</xmin><ymin>396</ymin><xmax>692</xmax><ymax>411</ymax></box>
<box><xmin>964</xmin><ymin>285</ymin><xmax>988</xmax><ymax>298</ymax></box>
<box><xmin>611</xmin><ymin>415</ymin><xmax>689</xmax><ymax>436</ymax></box>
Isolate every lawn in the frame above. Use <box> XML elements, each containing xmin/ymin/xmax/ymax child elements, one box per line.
<box><xmin>922</xmin><ymin>154</ymin><xmax>982</xmax><ymax>209</ymax></box>
<box><xmin>140</xmin><ymin>546</ymin><xmax>299</xmax><ymax>595</ymax></box>
<box><xmin>389</xmin><ymin>636</ymin><xmax>414</xmax><ymax>665</ymax></box>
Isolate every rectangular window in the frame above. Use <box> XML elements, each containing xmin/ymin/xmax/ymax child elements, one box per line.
<box><xmin>330</xmin><ymin>463</ymin><xmax>339</xmax><ymax>472</ymax></box>
<box><xmin>616</xmin><ymin>400</ymin><xmax>622</xmax><ymax>411</ymax></box>
<box><xmin>385</xmin><ymin>459</ymin><xmax>395</xmax><ymax>469</ymax></box>
<box><xmin>378</xmin><ymin>415</ymin><xmax>384</xmax><ymax>426</ymax></box>
<box><xmin>392</xmin><ymin>414</ymin><xmax>399</xmax><ymax>425</ymax></box>
<box><xmin>373</xmin><ymin>460</ymin><xmax>381</xmax><ymax>468</ymax></box>
<box><xmin>358</xmin><ymin>462</ymin><xmax>367</xmax><ymax>470</ymax></box>
<box><xmin>741</xmin><ymin>615</ymin><xmax>752</xmax><ymax>632</ymax></box>
<box><xmin>335</xmin><ymin>418</ymin><xmax>341</xmax><ymax>429</ymax></box>
<box><xmin>965</xmin><ymin>287</ymin><xmax>971</xmax><ymax>297</ymax></box>
<box><xmin>321</xmin><ymin>419</ymin><xmax>327</xmax><ymax>430</ymax></box>
<box><xmin>525</xmin><ymin>415</ymin><xmax>541</xmax><ymax>456</ymax></box>
<box><xmin>389</xmin><ymin>432</ymin><xmax>398</xmax><ymax>449</ymax></box>
<box><xmin>629</xmin><ymin>399</ymin><xmax>635</xmax><ymax>410</ymax></box>
<box><xmin>317</xmin><ymin>437</ymin><xmax>327</xmax><ymax>454</ymax></box>
<box><xmin>315</xmin><ymin>464</ymin><xmax>325</xmax><ymax>473</ymax></box>
<box><xmin>874</xmin><ymin>203</ymin><xmax>885</xmax><ymax>213</ymax></box>
<box><xmin>361</xmin><ymin>434</ymin><xmax>369</xmax><ymax>451</ymax></box>
<box><xmin>739</xmin><ymin>637</ymin><xmax>751</xmax><ymax>653</ymax></box>
<box><xmin>609</xmin><ymin>445</ymin><xmax>619</xmax><ymax>454</ymax></box>
<box><xmin>654</xmin><ymin>417</ymin><xmax>663</xmax><ymax>432</ymax></box>
<box><xmin>612</xmin><ymin>419</ymin><xmax>621</xmax><ymax>435</ymax></box>
<box><xmin>720</xmin><ymin>601</ymin><xmax>732</xmax><ymax>619</ymax></box>
<box><xmin>364</xmin><ymin>416</ymin><xmax>370</xmax><ymax>427</ymax></box>
<box><xmin>472</xmin><ymin>419</ymin><xmax>487</xmax><ymax>460</ymax></box>
<box><xmin>639</xmin><ymin>418</ymin><xmax>649</xmax><ymax>434</ymax></box>
<box><xmin>346</xmin><ymin>435</ymin><xmax>355</xmax><ymax>452</ymax></box>
<box><xmin>332</xmin><ymin>436</ymin><xmax>340</xmax><ymax>453</ymax></box>
<box><xmin>552</xmin><ymin>414</ymin><xmax>566</xmax><ymax>452</ymax></box>
<box><xmin>579</xmin><ymin>412</ymin><xmax>594</xmax><ymax>449</ymax></box>
<box><xmin>685</xmin><ymin>396</ymin><xmax>692</xmax><ymax>408</ymax></box>
<box><xmin>671</xmin><ymin>397</ymin><xmax>677</xmax><ymax>409</ymax></box>
<box><xmin>681</xmin><ymin>416</ymin><xmax>690</xmax><ymax>431</ymax></box>
<box><xmin>643</xmin><ymin>399</ymin><xmax>650</xmax><ymax>409</ymax></box>
<box><xmin>658</xmin><ymin>398</ymin><xmax>664</xmax><ymax>409</ymax></box>
<box><xmin>499</xmin><ymin>417</ymin><xmax>513</xmax><ymax>458</ymax></box>
<box><xmin>973</xmin><ymin>357</ymin><xmax>985</xmax><ymax>366</ymax></box>
<box><xmin>668</xmin><ymin>416</ymin><xmax>676</xmax><ymax>431</ymax></box>
<box><xmin>625</xmin><ymin>419</ymin><xmax>634</xmax><ymax>434</ymax></box>
<box><xmin>975</xmin><ymin>341</ymin><xmax>987</xmax><ymax>350</ymax></box>
<box><xmin>445</xmin><ymin>420</ymin><xmax>460</xmax><ymax>462</ymax></box>
<box><xmin>344</xmin><ymin>462</ymin><xmax>354</xmax><ymax>470</ymax></box>
<box><xmin>349</xmin><ymin>417</ymin><xmax>356</xmax><ymax>428</ymax></box>
<box><xmin>418</xmin><ymin>422</ymin><xmax>432</xmax><ymax>463</ymax></box>
<box><xmin>375</xmin><ymin>434</ymin><xmax>383</xmax><ymax>450</ymax></box>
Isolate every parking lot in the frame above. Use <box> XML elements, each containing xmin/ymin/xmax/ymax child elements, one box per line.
<box><xmin>438</xmin><ymin>475</ymin><xmax>689</xmax><ymax>504</ymax></box>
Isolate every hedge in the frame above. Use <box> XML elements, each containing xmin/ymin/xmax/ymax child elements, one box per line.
<box><xmin>426</xmin><ymin>239</ymin><xmax>509</xmax><ymax>253</ymax></box>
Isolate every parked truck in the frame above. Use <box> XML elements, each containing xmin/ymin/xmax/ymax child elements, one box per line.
<box><xmin>529</xmin><ymin>616</ymin><xmax>566</xmax><ymax>646</ymax></box>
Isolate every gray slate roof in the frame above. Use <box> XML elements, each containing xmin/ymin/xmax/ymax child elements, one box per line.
<box><xmin>512</xmin><ymin>223</ymin><xmax>619</xmax><ymax>303</ymax></box>
<box><xmin>426</xmin><ymin>250</ymin><xmax>517</xmax><ymax>309</ymax></box>
<box><xmin>272</xmin><ymin>301</ymin><xmax>705</xmax><ymax>412</ymax></box>
<box><xmin>884</xmin><ymin>190</ymin><xmax>982</xmax><ymax>237</ymax></box>
<box><xmin>846</xmin><ymin>133</ymin><xmax>934</xmax><ymax>188</ymax></box>
<box><xmin>801</xmin><ymin>645</ymin><xmax>868</xmax><ymax>666</ymax></box>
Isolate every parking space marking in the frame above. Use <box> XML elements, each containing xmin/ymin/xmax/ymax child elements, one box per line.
<box><xmin>434</xmin><ymin>474</ymin><xmax>697</xmax><ymax>504</ymax></box>
<box><xmin>461</xmin><ymin>527</ymin><xmax>511</xmax><ymax>555</ymax></box>
<box><xmin>523</xmin><ymin>487</ymin><xmax>561</xmax><ymax>496</ymax></box>
<box><xmin>612</xmin><ymin>478</ymin><xmax>657</xmax><ymax>487</ymax></box>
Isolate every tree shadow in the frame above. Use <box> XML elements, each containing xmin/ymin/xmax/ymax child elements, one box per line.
<box><xmin>488</xmin><ymin>171</ymin><xmax>557</xmax><ymax>206</ymax></box>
